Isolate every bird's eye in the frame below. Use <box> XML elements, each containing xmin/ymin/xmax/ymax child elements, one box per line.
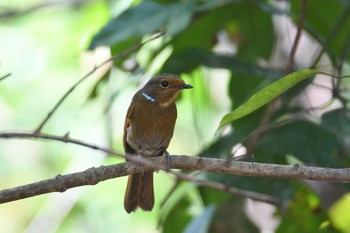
<box><xmin>160</xmin><ymin>80</ymin><xmax>170</xmax><ymax>88</ymax></box>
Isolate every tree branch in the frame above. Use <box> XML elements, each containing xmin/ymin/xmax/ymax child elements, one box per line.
<box><xmin>1</xmin><ymin>155</ymin><xmax>349</xmax><ymax>205</ymax></box>
<box><xmin>0</xmin><ymin>131</ymin><xmax>124</xmax><ymax>158</ymax></box>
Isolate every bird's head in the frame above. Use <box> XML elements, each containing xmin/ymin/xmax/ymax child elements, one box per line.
<box><xmin>141</xmin><ymin>74</ymin><xmax>193</xmax><ymax>107</ymax></box>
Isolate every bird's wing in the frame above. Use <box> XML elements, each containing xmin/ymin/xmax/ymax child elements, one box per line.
<box><xmin>123</xmin><ymin>101</ymin><xmax>136</xmax><ymax>158</ymax></box>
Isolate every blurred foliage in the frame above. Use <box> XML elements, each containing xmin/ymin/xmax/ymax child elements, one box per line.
<box><xmin>276</xmin><ymin>184</ymin><xmax>336</xmax><ymax>233</ymax></box>
<box><xmin>1</xmin><ymin>0</ymin><xmax>350</xmax><ymax>232</ymax></box>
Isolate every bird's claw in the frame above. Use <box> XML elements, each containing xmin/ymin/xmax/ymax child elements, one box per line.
<box><xmin>165</xmin><ymin>151</ymin><xmax>172</xmax><ymax>168</ymax></box>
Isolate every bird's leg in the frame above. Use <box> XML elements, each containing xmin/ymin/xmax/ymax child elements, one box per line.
<box><xmin>164</xmin><ymin>150</ymin><xmax>172</xmax><ymax>168</ymax></box>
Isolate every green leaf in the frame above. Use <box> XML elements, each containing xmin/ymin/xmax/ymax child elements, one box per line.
<box><xmin>172</xmin><ymin>3</ymin><xmax>238</xmax><ymax>52</ymax></box>
<box><xmin>199</xmin><ymin>132</ymin><xmax>236</xmax><ymax>159</ymax></box>
<box><xmin>229</xmin><ymin>73</ymin><xmax>267</xmax><ymax>109</ymax></box>
<box><xmin>206</xmin><ymin>170</ymin><xmax>293</xmax><ymax>201</ymax></box>
<box><xmin>321</xmin><ymin>108</ymin><xmax>350</xmax><ymax>157</ymax></box>
<box><xmin>162</xmin><ymin>196</ymin><xmax>192</xmax><ymax>233</ymax></box>
<box><xmin>329</xmin><ymin>194</ymin><xmax>350</xmax><ymax>232</ymax></box>
<box><xmin>253</xmin><ymin>119</ymin><xmax>342</xmax><ymax>166</ymax></box>
<box><xmin>235</xmin><ymin>1</ymin><xmax>275</xmax><ymax>61</ymax></box>
<box><xmin>218</xmin><ymin>69</ymin><xmax>320</xmax><ymax>130</ymax></box>
<box><xmin>198</xmin><ymin>185</ymin><xmax>231</xmax><ymax>205</ymax></box>
<box><xmin>276</xmin><ymin>185</ymin><xmax>334</xmax><ymax>233</ymax></box>
<box><xmin>198</xmin><ymin>109</ymin><xmax>268</xmax><ymax>159</ymax></box>
<box><xmin>196</xmin><ymin>0</ymin><xmax>241</xmax><ymax>12</ymax></box>
<box><xmin>209</xmin><ymin>199</ymin><xmax>259</xmax><ymax>233</ymax></box>
<box><xmin>162</xmin><ymin>1</ymin><xmax>277</xmax><ymax>74</ymax></box>
<box><xmin>88</xmin><ymin>1</ymin><xmax>194</xmax><ymax>50</ymax></box>
<box><xmin>163</xmin><ymin>49</ymin><xmax>284</xmax><ymax>78</ymax></box>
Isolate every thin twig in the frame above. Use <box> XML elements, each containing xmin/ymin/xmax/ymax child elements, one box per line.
<box><xmin>310</xmin><ymin>5</ymin><xmax>350</xmax><ymax>68</ymax></box>
<box><xmin>286</xmin><ymin>0</ymin><xmax>308</xmax><ymax>71</ymax></box>
<box><xmin>332</xmin><ymin>30</ymin><xmax>350</xmax><ymax>107</ymax></box>
<box><xmin>0</xmin><ymin>73</ymin><xmax>11</xmax><ymax>82</ymax></box>
<box><xmin>169</xmin><ymin>169</ymin><xmax>277</xmax><ymax>204</ymax></box>
<box><xmin>0</xmin><ymin>130</ymin><xmax>173</xmax><ymax>171</ymax></box>
<box><xmin>0</xmin><ymin>0</ymin><xmax>91</xmax><ymax>19</ymax></box>
<box><xmin>246</xmin><ymin>0</ymin><xmax>307</xmax><ymax>152</ymax></box>
<box><xmin>34</xmin><ymin>31</ymin><xmax>165</xmax><ymax>134</ymax></box>
<box><xmin>1</xmin><ymin>156</ymin><xmax>350</xmax><ymax>204</ymax></box>
<box><xmin>0</xmin><ymin>130</ymin><xmax>124</xmax><ymax>157</ymax></box>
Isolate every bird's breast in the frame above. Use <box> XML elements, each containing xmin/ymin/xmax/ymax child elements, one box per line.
<box><xmin>126</xmin><ymin>103</ymin><xmax>177</xmax><ymax>157</ymax></box>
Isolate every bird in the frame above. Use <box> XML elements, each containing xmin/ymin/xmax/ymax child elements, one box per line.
<box><xmin>123</xmin><ymin>73</ymin><xmax>193</xmax><ymax>213</ymax></box>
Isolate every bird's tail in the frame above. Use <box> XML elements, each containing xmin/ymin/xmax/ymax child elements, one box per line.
<box><xmin>124</xmin><ymin>172</ymin><xmax>154</xmax><ymax>213</ymax></box>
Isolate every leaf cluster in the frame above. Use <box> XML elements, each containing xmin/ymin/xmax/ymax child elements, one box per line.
<box><xmin>88</xmin><ymin>0</ymin><xmax>350</xmax><ymax>232</ymax></box>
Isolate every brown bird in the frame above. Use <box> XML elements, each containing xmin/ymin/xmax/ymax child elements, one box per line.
<box><xmin>123</xmin><ymin>73</ymin><xmax>192</xmax><ymax>213</ymax></box>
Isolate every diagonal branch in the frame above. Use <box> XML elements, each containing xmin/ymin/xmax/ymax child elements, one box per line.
<box><xmin>0</xmin><ymin>130</ymin><xmax>124</xmax><ymax>158</ymax></box>
<box><xmin>0</xmin><ymin>0</ymin><xmax>91</xmax><ymax>19</ymax></box>
<box><xmin>34</xmin><ymin>31</ymin><xmax>165</xmax><ymax>134</ymax></box>
<box><xmin>0</xmin><ymin>73</ymin><xmax>11</xmax><ymax>82</ymax></box>
<box><xmin>246</xmin><ymin>0</ymin><xmax>308</xmax><ymax>152</ymax></box>
<box><xmin>1</xmin><ymin>155</ymin><xmax>350</xmax><ymax>205</ymax></box>
<box><xmin>0</xmin><ymin>130</ymin><xmax>167</xmax><ymax>170</ymax></box>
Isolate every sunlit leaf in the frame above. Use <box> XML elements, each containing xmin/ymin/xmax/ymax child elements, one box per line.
<box><xmin>329</xmin><ymin>194</ymin><xmax>350</xmax><ymax>232</ymax></box>
<box><xmin>276</xmin><ymin>185</ymin><xmax>332</xmax><ymax>233</ymax></box>
<box><xmin>218</xmin><ymin>69</ymin><xmax>320</xmax><ymax>130</ymax></box>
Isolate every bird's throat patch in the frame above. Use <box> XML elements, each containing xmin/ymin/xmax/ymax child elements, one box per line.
<box><xmin>142</xmin><ymin>92</ymin><xmax>156</xmax><ymax>102</ymax></box>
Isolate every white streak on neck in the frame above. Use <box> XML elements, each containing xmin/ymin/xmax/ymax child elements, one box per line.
<box><xmin>142</xmin><ymin>92</ymin><xmax>155</xmax><ymax>102</ymax></box>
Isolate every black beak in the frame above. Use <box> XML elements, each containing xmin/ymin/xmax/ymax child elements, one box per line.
<box><xmin>180</xmin><ymin>84</ymin><xmax>193</xmax><ymax>89</ymax></box>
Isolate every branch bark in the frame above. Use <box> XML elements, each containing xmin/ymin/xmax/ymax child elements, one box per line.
<box><xmin>1</xmin><ymin>155</ymin><xmax>349</xmax><ymax>204</ymax></box>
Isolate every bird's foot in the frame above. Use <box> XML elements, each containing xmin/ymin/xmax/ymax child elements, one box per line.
<box><xmin>232</xmin><ymin>153</ymin><xmax>254</xmax><ymax>162</ymax></box>
<box><xmin>165</xmin><ymin>151</ymin><xmax>172</xmax><ymax>169</ymax></box>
